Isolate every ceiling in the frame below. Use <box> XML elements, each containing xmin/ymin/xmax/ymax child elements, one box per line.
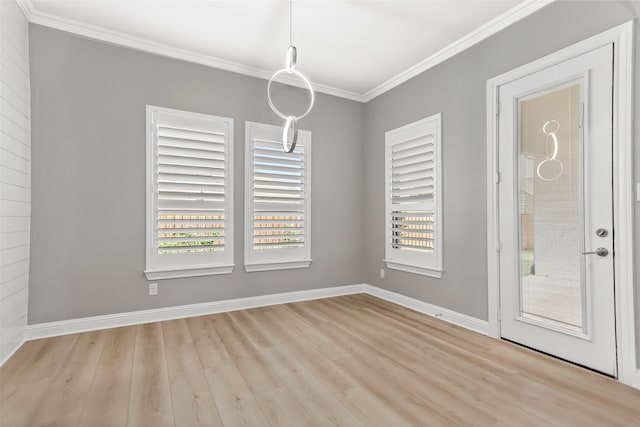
<box><xmin>23</xmin><ymin>0</ymin><xmax>547</xmax><ymax>101</ymax></box>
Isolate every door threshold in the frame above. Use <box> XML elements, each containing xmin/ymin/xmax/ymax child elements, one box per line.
<box><xmin>501</xmin><ymin>337</ymin><xmax>616</xmax><ymax>379</ymax></box>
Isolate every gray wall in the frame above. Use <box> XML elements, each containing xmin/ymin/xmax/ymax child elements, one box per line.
<box><xmin>28</xmin><ymin>2</ymin><xmax>640</xmax><ymax>366</ymax></box>
<box><xmin>362</xmin><ymin>0</ymin><xmax>640</xmax><ymax>359</ymax></box>
<box><xmin>28</xmin><ymin>25</ymin><xmax>364</xmax><ymax>323</ymax></box>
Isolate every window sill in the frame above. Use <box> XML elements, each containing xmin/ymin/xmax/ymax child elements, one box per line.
<box><xmin>245</xmin><ymin>260</ymin><xmax>311</xmax><ymax>273</ymax></box>
<box><xmin>384</xmin><ymin>260</ymin><xmax>443</xmax><ymax>278</ymax></box>
<box><xmin>144</xmin><ymin>264</ymin><xmax>234</xmax><ymax>280</ymax></box>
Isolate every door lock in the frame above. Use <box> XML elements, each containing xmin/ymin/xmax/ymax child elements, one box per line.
<box><xmin>595</xmin><ymin>228</ymin><xmax>608</xmax><ymax>237</ymax></box>
<box><xmin>582</xmin><ymin>247</ymin><xmax>608</xmax><ymax>257</ymax></box>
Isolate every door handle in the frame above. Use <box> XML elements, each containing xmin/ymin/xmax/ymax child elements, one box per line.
<box><xmin>582</xmin><ymin>247</ymin><xmax>608</xmax><ymax>257</ymax></box>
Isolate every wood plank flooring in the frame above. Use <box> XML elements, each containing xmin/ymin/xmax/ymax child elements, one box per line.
<box><xmin>1</xmin><ymin>294</ymin><xmax>640</xmax><ymax>426</ymax></box>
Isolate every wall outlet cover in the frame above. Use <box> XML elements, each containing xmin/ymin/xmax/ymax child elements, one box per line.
<box><xmin>149</xmin><ymin>283</ymin><xmax>158</xmax><ymax>296</ymax></box>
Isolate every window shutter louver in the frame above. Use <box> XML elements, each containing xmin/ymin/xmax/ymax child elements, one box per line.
<box><xmin>390</xmin><ymin>134</ymin><xmax>435</xmax><ymax>253</ymax></box>
<box><xmin>146</xmin><ymin>106</ymin><xmax>234</xmax><ymax>280</ymax></box>
<box><xmin>156</xmin><ymin>124</ymin><xmax>227</xmax><ymax>254</ymax></box>
<box><xmin>385</xmin><ymin>114</ymin><xmax>442</xmax><ymax>277</ymax></box>
<box><xmin>252</xmin><ymin>137</ymin><xmax>305</xmax><ymax>250</ymax></box>
<box><xmin>245</xmin><ymin>122</ymin><xmax>311</xmax><ymax>271</ymax></box>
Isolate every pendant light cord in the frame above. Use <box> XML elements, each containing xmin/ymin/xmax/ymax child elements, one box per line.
<box><xmin>289</xmin><ymin>0</ymin><xmax>292</xmax><ymax>46</ymax></box>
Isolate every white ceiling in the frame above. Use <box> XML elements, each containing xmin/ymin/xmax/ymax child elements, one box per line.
<box><xmin>24</xmin><ymin>0</ymin><xmax>540</xmax><ymax>100</ymax></box>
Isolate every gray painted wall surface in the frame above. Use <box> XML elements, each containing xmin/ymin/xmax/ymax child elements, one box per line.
<box><xmin>362</xmin><ymin>0</ymin><xmax>640</xmax><ymax>360</ymax></box>
<box><xmin>28</xmin><ymin>2</ymin><xmax>640</xmax><ymax>366</ymax></box>
<box><xmin>28</xmin><ymin>25</ymin><xmax>364</xmax><ymax>323</ymax></box>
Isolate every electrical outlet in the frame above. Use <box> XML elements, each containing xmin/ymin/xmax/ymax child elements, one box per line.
<box><xmin>149</xmin><ymin>283</ymin><xmax>158</xmax><ymax>296</ymax></box>
<box><xmin>380</xmin><ymin>269</ymin><xmax>385</xmax><ymax>279</ymax></box>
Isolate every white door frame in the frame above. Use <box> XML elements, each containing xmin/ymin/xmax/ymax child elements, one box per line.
<box><xmin>486</xmin><ymin>21</ymin><xmax>637</xmax><ymax>387</ymax></box>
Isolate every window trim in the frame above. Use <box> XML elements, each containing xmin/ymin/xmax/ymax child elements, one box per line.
<box><xmin>384</xmin><ymin>113</ymin><xmax>443</xmax><ymax>278</ymax></box>
<box><xmin>244</xmin><ymin>260</ymin><xmax>311</xmax><ymax>273</ymax></box>
<box><xmin>244</xmin><ymin>121</ymin><xmax>312</xmax><ymax>272</ymax></box>
<box><xmin>144</xmin><ymin>105</ymin><xmax>234</xmax><ymax>280</ymax></box>
<box><xmin>144</xmin><ymin>265</ymin><xmax>234</xmax><ymax>281</ymax></box>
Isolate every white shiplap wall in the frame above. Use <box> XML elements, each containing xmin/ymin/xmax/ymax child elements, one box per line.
<box><xmin>0</xmin><ymin>0</ymin><xmax>30</xmax><ymax>364</ymax></box>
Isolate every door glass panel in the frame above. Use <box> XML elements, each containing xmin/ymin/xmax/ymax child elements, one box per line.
<box><xmin>518</xmin><ymin>82</ymin><xmax>583</xmax><ymax>334</ymax></box>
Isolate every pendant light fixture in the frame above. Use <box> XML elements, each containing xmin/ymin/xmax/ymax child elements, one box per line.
<box><xmin>267</xmin><ymin>0</ymin><xmax>315</xmax><ymax>153</ymax></box>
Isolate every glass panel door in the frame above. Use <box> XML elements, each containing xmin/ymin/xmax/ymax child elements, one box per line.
<box><xmin>518</xmin><ymin>82</ymin><xmax>584</xmax><ymax>334</ymax></box>
<box><xmin>498</xmin><ymin>43</ymin><xmax>616</xmax><ymax>376</ymax></box>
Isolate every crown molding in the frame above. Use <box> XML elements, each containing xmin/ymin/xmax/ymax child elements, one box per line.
<box><xmin>15</xmin><ymin>0</ymin><xmax>366</xmax><ymax>102</ymax></box>
<box><xmin>361</xmin><ymin>0</ymin><xmax>555</xmax><ymax>102</ymax></box>
<box><xmin>15</xmin><ymin>0</ymin><xmax>33</xmax><ymax>19</ymax></box>
<box><xmin>17</xmin><ymin>0</ymin><xmax>553</xmax><ymax>104</ymax></box>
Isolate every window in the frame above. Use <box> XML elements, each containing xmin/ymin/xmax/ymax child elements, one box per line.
<box><xmin>384</xmin><ymin>113</ymin><xmax>442</xmax><ymax>278</ymax></box>
<box><xmin>145</xmin><ymin>106</ymin><xmax>234</xmax><ymax>280</ymax></box>
<box><xmin>245</xmin><ymin>122</ymin><xmax>311</xmax><ymax>272</ymax></box>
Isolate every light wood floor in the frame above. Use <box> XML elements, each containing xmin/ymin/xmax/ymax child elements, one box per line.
<box><xmin>1</xmin><ymin>294</ymin><xmax>640</xmax><ymax>427</ymax></box>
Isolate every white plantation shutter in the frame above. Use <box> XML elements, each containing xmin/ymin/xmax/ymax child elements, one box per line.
<box><xmin>390</xmin><ymin>134</ymin><xmax>435</xmax><ymax>251</ymax></box>
<box><xmin>145</xmin><ymin>106</ymin><xmax>234</xmax><ymax>280</ymax></box>
<box><xmin>245</xmin><ymin>122</ymin><xmax>311</xmax><ymax>271</ymax></box>
<box><xmin>385</xmin><ymin>114</ymin><xmax>442</xmax><ymax>277</ymax></box>
<box><xmin>252</xmin><ymin>140</ymin><xmax>305</xmax><ymax>249</ymax></box>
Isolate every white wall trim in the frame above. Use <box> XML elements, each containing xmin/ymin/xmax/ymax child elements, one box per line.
<box><xmin>17</xmin><ymin>0</ymin><xmax>553</xmax><ymax>103</ymax></box>
<box><xmin>486</xmin><ymin>21</ymin><xmax>636</xmax><ymax>387</ymax></box>
<box><xmin>244</xmin><ymin>121</ymin><xmax>312</xmax><ymax>270</ymax></box>
<box><xmin>244</xmin><ymin>260</ymin><xmax>311</xmax><ymax>273</ymax></box>
<box><xmin>364</xmin><ymin>285</ymin><xmax>489</xmax><ymax>335</ymax></box>
<box><xmin>384</xmin><ymin>261</ymin><xmax>443</xmax><ymax>279</ymax></box>
<box><xmin>15</xmin><ymin>0</ymin><xmax>364</xmax><ymax>102</ymax></box>
<box><xmin>24</xmin><ymin>285</ymin><xmax>366</xmax><ymax>341</ymax></box>
<box><xmin>384</xmin><ymin>113</ymin><xmax>443</xmax><ymax>277</ymax></box>
<box><xmin>610</xmin><ymin>19</ymin><xmax>637</xmax><ymax>389</ymax></box>
<box><xmin>22</xmin><ymin>283</ymin><xmax>489</xmax><ymax>342</ymax></box>
<box><xmin>144</xmin><ymin>265</ymin><xmax>235</xmax><ymax>281</ymax></box>
<box><xmin>486</xmin><ymin>76</ymin><xmax>502</xmax><ymax>339</ymax></box>
<box><xmin>12</xmin><ymin>283</ymin><xmax>639</xmax><ymax>391</ymax></box>
<box><xmin>145</xmin><ymin>105</ymin><xmax>235</xmax><ymax>279</ymax></box>
<box><xmin>361</xmin><ymin>0</ymin><xmax>554</xmax><ymax>102</ymax></box>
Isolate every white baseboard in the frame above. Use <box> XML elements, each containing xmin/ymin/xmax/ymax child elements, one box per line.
<box><xmin>23</xmin><ymin>283</ymin><xmax>490</xmax><ymax>341</ymax></box>
<box><xmin>364</xmin><ymin>285</ymin><xmax>490</xmax><ymax>335</ymax></box>
<box><xmin>9</xmin><ymin>283</ymin><xmax>639</xmax><ymax>390</ymax></box>
<box><xmin>24</xmin><ymin>284</ymin><xmax>366</xmax><ymax>340</ymax></box>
